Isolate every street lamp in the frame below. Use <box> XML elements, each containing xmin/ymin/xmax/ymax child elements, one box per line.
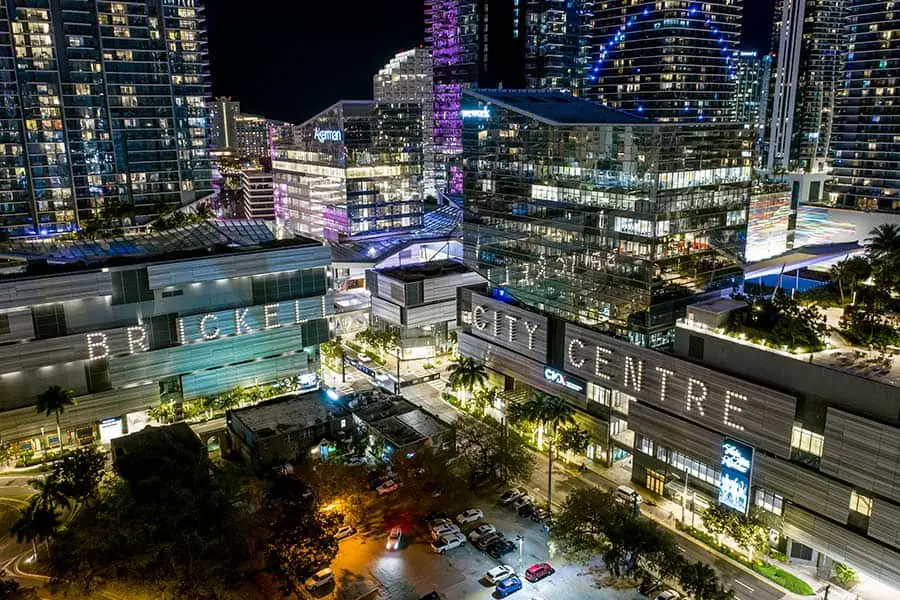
<box><xmin>516</xmin><ymin>535</ymin><xmax>524</xmax><ymax>571</ymax></box>
<box><xmin>670</xmin><ymin>471</ymin><xmax>692</xmax><ymax>525</ymax></box>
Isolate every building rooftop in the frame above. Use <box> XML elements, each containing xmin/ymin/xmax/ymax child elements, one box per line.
<box><xmin>0</xmin><ymin>220</ymin><xmax>321</xmax><ymax>276</ymax></box>
<box><xmin>376</xmin><ymin>259</ymin><xmax>472</xmax><ymax>283</ymax></box>
<box><xmin>330</xmin><ymin>234</ymin><xmax>457</xmax><ymax>265</ymax></box>
<box><xmin>228</xmin><ymin>391</ymin><xmax>347</xmax><ymax>440</ymax></box>
<box><xmin>687</xmin><ymin>297</ymin><xmax>749</xmax><ymax>315</ymax></box>
<box><xmin>464</xmin><ymin>89</ymin><xmax>646</xmax><ymax>126</ymax></box>
<box><xmin>354</xmin><ymin>397</ymin><xmax>448</xmax><ymax>448</ymax></box>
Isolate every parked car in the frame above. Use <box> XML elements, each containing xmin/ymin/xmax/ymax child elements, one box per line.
<box><xmin>468</xmin><ymin>523</ymin><xmax>496</xmax><ymax>543</ymax></box>
<box><xmin>347</xmin><ymin>456</ymin><xmax>367</xmax><ymax>465</ymax></box>
<box><xmin>498</xmin><ymin>487</ymin><xmax>528</xmax><ymax>505</ymax></box>
<box><xmin>530</xmin><ymin>507</ymin><xmax>550</xmax><ymax>523</ymax></box>
<box><xmin>431</xmin><ymin>524</ymin><xmax>461</xmax><ymax>540</ymax></box>
<box><xmin>304</xmin><ymin>568</ymin><xmax>334</xmax><ymax>590</ymax></box>
<box><xmin>430</xmin><ymin>531</ymin><xmax>466</xmax><ymax>553</ymax></box>
<box><xmin>615</xmin><ymin>485</ymin><xmax>643</xmax><ymax>506</ymax></box>
<box><xmin>524</xmin><ymin>562</ymin><xmax>554</xmax><ymax>583</ymax></box>
<box><xmin>487</xmin><ymin>539</ymin><xmax>517</xmax><ymax>559</ymax></box>
<box><xmin>517</xmin><ymin>501</ymin><xmax>536</xmax><ymax>518</ymax></box>
<box><xmin>495</xmin><ymin>575</ymin><xmax>523</xmax><ymax>598</ymax></box>
<box><xmin>377</xmin><ymin>480</ymin><xmax>399</xmax><ymax>496</ymax></box>
<box><xmin>424</xmin><ymin>511</ymin><xmax>449</xmax><ymax>524</ymax></box>
<box><xmin>654</xmin><ymin>591</ymin><xmax>681</xmax><ymax>600</ymax></box>
<box><xmin>511</xmin><ymin>495</ymin><xmax>533</xmax><ymax>511</ymax></box>
<box><xmin>484</xmin><ymin>564</ymin><xmax>516</xmax><ymax>585</ymax></box>
<box><xmin>386</xmin><ymin>526</ymin><xmax>402</xmax><ymax>550</ymax></box>
<box><xmin>474</xmin><ymin>531</ymin><xmax>505</xmax><ymax>551</ymax></box>
<box><xmin>428</xmin><ymin>518</ymin><xmax>454</xmax><ymax>533</ymax></box>
<box><xmin>335</xmin><ymin>525</ymin><xmax>356</xmax><ymax>540</ymax></box>
<box><xmin>455</xmin><ymin>508</ymin><xmax>484</xmax><ymax>525</ymax></box>
<box><xmin>638</xmin><ymin>580</ymin><xmax>662</xmax><ymax>597</ymax></box>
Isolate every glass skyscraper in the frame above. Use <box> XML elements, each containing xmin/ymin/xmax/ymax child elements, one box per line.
<box><xmin>0</xmin><ymin>0</ymin><xmax>212</xmax><ymax>238</ymax></box>
<box><xmin>461</xmin><ymin>89</ymin><xmax>752</xmax><ymax>347</ymax></box>
<box><xmin>585</xmin><ymin>1</ymin><xmax>743</xmax><ymax>122</ymax></box>
<box><xmin>830</xmin><ymin>0</ymin><xmax>900</xmax><ymax>212</ymax></box>
<box><xmin>272</xmin><ymin>101</ymin><xmax>424</xmax><ymax>241</ymax></box>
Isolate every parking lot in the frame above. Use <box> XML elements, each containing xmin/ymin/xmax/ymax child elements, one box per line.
<box><xmin>321</xmin><ymin>486</ymin><xmax>649</xmax><ymax>600</ymax></box>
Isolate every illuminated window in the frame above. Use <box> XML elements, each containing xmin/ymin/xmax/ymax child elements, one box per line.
<box><xmin>849</xmin><ymin>490</ymin><xmax>872</xmax><ymax>517</ymax></box>
<box><xmin>754</xmin><ymin>488</ymin><xmax>783</xmax><ymax>515</ymax></box>
<box><xmin>791</xmin><ymin>425</ymin><xmax>824</xmax><ymax>457</ymax></box>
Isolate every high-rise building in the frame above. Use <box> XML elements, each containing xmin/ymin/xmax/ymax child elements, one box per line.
<box><xmin>461</xmin><ymin>89</ymin><xmax>753</xmax><ymax>347</ymax></box>
<box><xmin>0</xmin><ymin>1</ymin><xmax>212</xmax><ymax>238</ymax></box>
<box><xmin>425</xmin><ymin>0</ymin><xmax>590</xmax><ymax>193</ymax></box>
<box><xmin>585</xmin><ymin>1</ymin><xmax>743</xmax><ymax>122</ymax></box>
<box><xmin>241</xmin><ymin>169</ymin><xmax>275</xmax><ymax>221</ymax></box>
<box><xmin>730</xmin><ymin>52</ymin><xmax>766</xmax><ymax>126</ymax></box>
<box><xmin>374</xmin><ymin>48</ymin><xmax>436</xmax><ymax>197</ymax></box>
<box><xmin>273</xmin><ymin>101</ymin><xmax>424</xmax><ymax>241</ymax></box>
<box><xmin>209</xmin><ymin>97</ymin><xmax>241</xmax><ymax>152</ymax></box>
<box><xmin>234</xmin><ymin>114</ymin><xmax>270</xmax><ymax>163</ymax></box>
<box><xmin>830</xmin><ymin>1</ymin><xmax>900</xmax><ymax>212</ymax></box>
<box><xmin>767</xmin><ymin>0</ymin><xmax>847</xmax><ymax>173</ymax></box>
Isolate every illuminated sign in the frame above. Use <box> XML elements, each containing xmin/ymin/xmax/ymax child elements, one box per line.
<box><xmin>85</xmin><ymin>299</ymin><xmax>322</xmax><ymax>359</ymax></box>
<box><xmin>314</xmin><ymin>127</ymin><xmax>342</xmax><ymax>143</ymax></box>
<box><xmin>719</xmin><ymin>438</ymin><xmax>754</xmax><ymax>515</ymax></box>
<box><xmin>467</xmin><ymin>296</ymin><xmax>548</xmax><ymax>363</ymax></box>
<box><xmin>461</xmin><ymin>108</ymin><xmax>490</xmax><ymax>119</ymax></box>
<box><xmin>543</xmin><ymin>367</ymin><xmax>586</xmax><ymax>394</ymax></box>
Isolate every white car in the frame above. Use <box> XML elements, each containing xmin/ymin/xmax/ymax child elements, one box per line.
<box><xmin>431</xmin><ymin>531</ymin><xmax>466</xmax><ymax>553</ymax></box>
<box><xmin>485</xmin><ymin>564</ymin><xmax>516</xmax><ymax>585</ymax></box>
<box><xmin>456</xmin><ymin>508</ymin><xmax>484</xmax><ymax>525</ymax></box>
<box><xmin>377</xmin><ymin>480</ymin><xmax>399</xmax><ymax>496</ymax></box>
<box><xmin>431</xmin><ymin>524</ymin><xmax>461</xmax><ymax>540</ymax></box>
<box><xmin>512</xmin><ymin>495</ymin><xmax>533</xmax><ymax>510</ymax></box>
<box><xmin>615</xmin><ymin>485</ymin><xmax>643</xmax><ymax>506</ymax></box>
<box><xmin>498</xmin><ymin>487</ymin><xmax>528</xmax><ymax>505</ymax></box>
<box><xmin>654</xmin><ymin>591</ymin><xmax>681</xmax><ymax>600</ymax></box>
<box><xmin>468</xmin><ymin>523</ymin><xmax>496</xmax><ymax>542</ymax></box>
<box><xmin>386</xmin><ymin>526</ymin><xmax>402</xmax><ymax>550</ymax></box>
<box><xmin>304</xmin><ymin>568</ymin><xmax>334</xmax><ymax>590</ymax></box>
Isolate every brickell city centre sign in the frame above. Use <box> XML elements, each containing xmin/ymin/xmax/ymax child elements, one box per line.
<box><xmin>562</xmin><ymin>323</ymin><xmax>797</xmax><ymax>458</ymax></box>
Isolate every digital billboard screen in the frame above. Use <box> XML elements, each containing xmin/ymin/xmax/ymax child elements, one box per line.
<box><xmin>719</xmin><ymin>438</ymin><xmax>754</xmax><ymax>515</ymax></box>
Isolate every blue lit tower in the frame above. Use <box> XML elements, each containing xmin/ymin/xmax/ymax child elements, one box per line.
<box><xmin>830</xmin><ymin>0</ymin><xmax>900</xmax><ymax>212</ymax></box>
<box><xmin>585</xmin><ymin>1</ymin><xmax>743</xmax><ymax>122</ymax></box>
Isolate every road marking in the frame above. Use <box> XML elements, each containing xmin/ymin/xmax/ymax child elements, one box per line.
<box><xmin>734</xmin><ymin>580</ymin><xmax>754</xmax><ymax>592</ymax></box>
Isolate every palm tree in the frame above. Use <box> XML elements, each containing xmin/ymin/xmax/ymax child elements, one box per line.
<box><xmin>36</xmin><ymin>386</ymin><xmax>75</xmax><ymax>450</ymax></box>
<box><xmin>679</xmin><ymin>561</ymin><xmax>724</xmax><ymax>600</ymax></box>
<box><xmin>9</xmin><ymin>497</ymin><xmax>60</xmax><ymax>559</ymax></box>
<box><xmin>865</xmin><ymin>223</ymin><xmax>900</xmax><ymax>261</ymax></box>
<box><xmin>29</xmin><ymin>476</ymin><xmax>70</xmax><ymax>511</ymax></box>
<box><xmin>471</xmin><ymin>387</ymin><xmax>500</xmax><ymax>417</ymax></box>
<box><xmin>516</xmin><ymin>391</ymin><xmax>574</xmax><ymax>513</ymax></box>
<box><xmin>446</xmin><ymin>355</ymin><xmax>488</xmax><ymax>409</ymax></box>
<box><xmin>830</xmin><ymin>259</ymin><xmax>848</xmax><ymax>304</ymax></box>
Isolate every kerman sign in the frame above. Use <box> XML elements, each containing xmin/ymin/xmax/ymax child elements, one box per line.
<box><xmin>563</xmin><ymin>323</ymin><xmax>796</xmax><ymax>458</ymax></box>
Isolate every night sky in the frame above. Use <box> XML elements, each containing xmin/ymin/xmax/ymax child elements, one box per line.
<box><xmin>206</xmin><ymin>0</ymin><xmax>776</xmax><ymax>125</ymax></box>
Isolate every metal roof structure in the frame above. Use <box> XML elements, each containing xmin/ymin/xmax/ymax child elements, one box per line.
<box><xmin>464</xmin><ymin>89</ymin><xmax>646</xmax><ymax>126</ymax></box>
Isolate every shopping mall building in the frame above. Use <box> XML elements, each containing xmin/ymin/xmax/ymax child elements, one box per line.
<box><xmin>458</xmin><ymin>288</ymin><xmax>900</xmax><ymax>589</ymax></box>
<box><xmin>0</xmin><ymin>220</ymin><xmax>333</xmax><ymax>449</ymax></box>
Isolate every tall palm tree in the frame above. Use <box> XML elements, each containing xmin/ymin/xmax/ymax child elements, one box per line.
<box><xmin>830</xmin><ymin>259</ymin><xmax>848</xmax><ymax>304</ymax></box>
<box><xmin>865</xmin><ymin>223</ymin><xmax>900</xmax><ymax>261</ymax></box>
<box><xmin>446</xmin><ymin>355</ymin><xmax>488</xmax><ymax>409</ymax></box>
<box><xmin>29</xmin><ymin>476</ymin><xmax>70</xmax><ymax>511</ymax></box>
<box><xmin>36</xmin><ymin>386</ymin><xmax>75</xmax><ymax>450</ymax></box>
<box><xmin>516</xmin><ymin>391</ymin><xmax>574</xmax><ymax>513</ymax></box>
<box><xmin>9</xmin><ymin>497</ymin><xmax>60</xmax><ymax>559</ymax></box>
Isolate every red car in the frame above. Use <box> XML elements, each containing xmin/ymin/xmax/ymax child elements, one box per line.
<box><xmin>524</xmin><ymin>562</ymin><xmax>554</xmax><ymax>582</ymax></box>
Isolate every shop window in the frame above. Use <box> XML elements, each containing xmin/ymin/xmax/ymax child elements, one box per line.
<box><xmin>754</xmin><ymin>488</ymin><xmax>784</xmax><ymax>515</ymax></box>
<box><xmin>790</xmin><ymin>424</ymin><xmax>824</xmax><ymax>466</ymax></box>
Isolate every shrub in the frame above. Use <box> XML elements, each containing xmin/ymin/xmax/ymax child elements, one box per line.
<box><xmin>833</xmin><ymin>562</ymin><xmax>859</xmax><ymax>588</ymax></box>
<box><xmin>753</xmin><ymin>563</ymin><xmax>814</xmax><ymax>595</ymax></box>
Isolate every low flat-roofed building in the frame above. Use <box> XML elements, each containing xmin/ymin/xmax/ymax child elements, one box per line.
<box><xmin>351</xmin><ymin>396</ymin><xmax>449</xmax><ymax>453</ymax></box>
<box><xmin>226</xmin><ymin>390</ymin><xmax>350</xmax><ymax>466</ymax></box>
<box><xmin>111</xmin><ymin>422</ymin><xmax>205</xmax><ymax>479</ymax></box>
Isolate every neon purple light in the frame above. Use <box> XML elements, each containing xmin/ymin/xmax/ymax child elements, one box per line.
<box><xmin>427</xmin><ymin>0</ymin><xmax>464</xmax><ymax>193</ymax></box>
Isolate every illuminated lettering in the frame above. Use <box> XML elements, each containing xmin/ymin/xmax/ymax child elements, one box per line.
<box><xmin>473</xmin><ymin>305</ymin><xmax>488</xmax><ymax>330</ymax></box>
<box><xmin>177</xmin><ymin>317</ymin><xmax>186</xmax><ymax>344</ymax></box>
<box><xmin>686</xmin><ymin>378</ymin><xmax>707</xmax><ymax>416</ymax></box>
<box><xmin>314</xmin><ymin>127</ymin><xmax>342</xmax><ymax>143</ymax></box>
<box><xmin>234</xmin><ymin>308</ymin><xmax>254</xmax><ymax>335</ymax></box>
<box><xmin>594</xmin><ymin>345</ymin><xmax>612</xmax><ymax>380</ymax></box>
<box><xmin>199</xmin><ymin>314</ymin><xmax>220</xmax><ymax>339</ymax></box>
<box><xmin>724</xmin><ymin>391</ymin><xmax>746</xmax><ymax>431</ymax></box>
<box><xmin>86</xmin><ymin>332</ymin><xmax>109</xmax><ymax>360</ymax></box>
<box><xmin>126</xmin><ymin>326</ymin><xmax>149</xmax><ymax>354</ymax></box>
<box><xmin>655</xmin><ymin>366</ymin><xmax>674</xmax><ymax>402</ymax></box>
<box><xmin>493</xmin><ymin>311</ymin><xmax>503</xmax><ymax>338</ymax></box>
<box><xmin>623</xmin><ymin>356</ymin><xmax>643</xmax><ymax>392</ymax></box>
<box><xmin>568</xmin><ymin>338</ymin><xmax>585</xmax><ymax>368</ymax></box>
<box><xmin>264</xmin><ymin>303</ymin><xmax>281</xmax><ymax>329</ymax></box>
<box><xmin>505</xmin><ymin>314</ymin><xmax>518</xmax><ymax>342</ymax></box>
<box><xmin>461</xmin><ymin>108</ymin><xmax>490</xmax><ymax>119</ymax></box>
<box><xmin>523</xmin><ymin>321</ymin><xmax>538</xmax><ymax>350</ymax></box>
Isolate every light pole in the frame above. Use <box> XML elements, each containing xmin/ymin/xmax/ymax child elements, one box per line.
<box><xmin>670</xmin><ymin>471</ymin><xmax>691</xmax><ymax>524</ymax></box>
<box><xmin>516</xmin><ymin>535</ymin><xmax>524</xmax><ymax>571</ymax></box>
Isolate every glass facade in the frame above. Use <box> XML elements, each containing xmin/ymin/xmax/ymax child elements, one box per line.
<box><xmin>461</xmin><ymin>89</ymin><xmax>752</xmax><ymax>346</ymax></box>
<box><xmin>585</xmin><ymin>1</ymin><xmax>742</xmax><ymax>122</ymax></box>
<box><xmin>273</xmin><ymin>101</ymin><xmax>423</xmax><ymax>241</ymax></box>
<box><xmin>830</xmin><ymin>0</ymin><xmax>900</xmax><ymax>212</ymax></box>
<box><xmin>0</xmin><ymin>0</ymin><xmax>212</xmax><ymax>238</ymax></box>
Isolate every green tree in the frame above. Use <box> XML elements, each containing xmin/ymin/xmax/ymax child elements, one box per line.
<box><xmin>446</xmin><ymin>355</ymin><xmax>489</xmax><ymax>408</ymax></box>
<box><xmin>50</xmin><ymin>446</ymin><xmax>106</xmax><ymax>504</ymax></box>
<box><xmin>556</xmin><ymin>424</ymin><xmax>591</xmax><ymax>464</ymax></box>
<box><xmin>700</xmin><ymin>505</ymin><xmax>735</xmax><ymax>544</ymax></box>
<box><xmin>471</xmin><ymin>387</ymin><xmax>500</xmax><ymax>417</ymax></box>
<box><xmin>843</xmin><ymin>256</ymin><xmax>872</xmax><ymax>302</ymax></box>
<box><xmin>515</xmin><ymin>391</ymin><xmax>574</xmax><ymax>513</ymax></box>
<box><xmin>147</xmin><ymin>401</ymin><xmax>176</xmax><ymax>424</ymax></box>
<box><xmin>454</xmin><ymin>414</ymin><xmax>534</xmax><ymax>487</ymax></box>
<box><xmin>29</xmin><ymin>476</ymin><xmax>70</xmax><ymax>511</ymax></box>
<box><xmin>679</xmin><ymin>561</ymin><xmax>723</xmax><ymax>600</ymax></box>
<box><xmin>10</xmin><ymin>497</ymin><xmax>60</xmax><ymax>559</ymax></box>
<box><xmin>36</xmin><ymin>386</ymin><xmax>75</xmax><ymax>450</ymax></box>
<box><xmin>865</xmin><ymin>223</ymin><xmax>900</xmax><ymax>261</ymax></box>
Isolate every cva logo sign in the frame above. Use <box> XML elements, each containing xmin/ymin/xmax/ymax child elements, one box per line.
<box><xmin>543</xmin><ymin>367</ymin><xmax>586</xmax><ymax>394</ymax></box>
